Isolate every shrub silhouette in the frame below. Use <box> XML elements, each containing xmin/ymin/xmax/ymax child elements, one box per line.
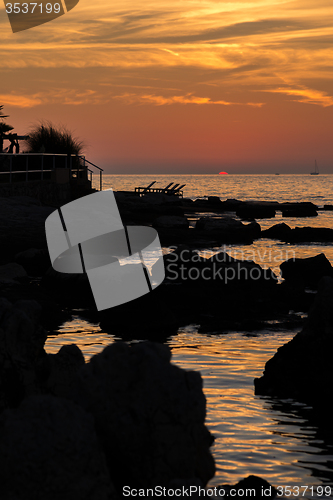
<box><xmin>26</xmin><ymin>122</ymin><xmax>84</xmax><ymax>156</ymax></box>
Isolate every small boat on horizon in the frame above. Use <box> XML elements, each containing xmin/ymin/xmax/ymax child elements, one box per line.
<box><xmin>310</xmin><ymin>160</ymin><xmax>319</xmax><ymax>175</ymax></box>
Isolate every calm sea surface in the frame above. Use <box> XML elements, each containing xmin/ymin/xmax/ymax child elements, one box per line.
<box><xmin>47</xmin><ymin>175</ymin><xmax>333</xmax><ymax>497</ymax></box>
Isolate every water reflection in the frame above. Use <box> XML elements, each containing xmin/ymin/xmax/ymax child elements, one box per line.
<box><xmin>45</xmin><ymin>321</ymin><xmax>333</xmax><ymax>495</ymax></box>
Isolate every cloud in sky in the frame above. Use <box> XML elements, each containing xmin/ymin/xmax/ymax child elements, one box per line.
<box><xmin>1</xmin><ymin>0</ymin><xmax>333</xmax><ymax>172</ymax></box>
<box><xmin>0</xmin><ymin>89</ymin><xmax>100</xmax><ymax>107</ymax></box>
<box><xmin>264</xmin><ymin>85</ymin><xmax>333</xmax><ymax>107</ymax></box>
<box><xmin>0</xmin><ymin>94</ymin><xmax>43</xmax><ymax>107</ymax></box>
<box><xmin>114</xmin><ymin>92</ymin><xmax>265</xmax><ymax>107</ymax></box>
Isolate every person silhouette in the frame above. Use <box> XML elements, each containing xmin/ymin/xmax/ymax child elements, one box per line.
<box><xmin>8</xmin><ymin>138</ymin><xmax>14</xmax><ymax>154</ymax></box>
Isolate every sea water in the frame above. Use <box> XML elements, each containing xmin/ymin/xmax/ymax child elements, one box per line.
<box><xmin>46</xmin><ymin>174</ymin><xmax>333</xmax><ymax>497</ymax></box>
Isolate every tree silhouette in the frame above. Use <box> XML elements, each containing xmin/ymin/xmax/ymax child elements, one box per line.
<box><xmin>0</xmin><ymin>105</ymin><xmax>14</xmax><ymax>153</ymax></box>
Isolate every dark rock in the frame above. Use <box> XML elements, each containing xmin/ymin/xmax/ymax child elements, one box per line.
<box><xmin>0</xmin><ymin>276</ymin><xmax>70</xmax><ymax>331</ymax></box>
<box><xmin>0</xmin><ymin>263</ymin><xmax>27</xmax><ymax>284</ymax></box>
<box><xmin>195</xmin><ymin>216</ymin><xmax>254</xmax><ymax>243</ymax></box>
<box><xmin>281</xmin><ymin>202</ymin><xmax>318</xmax><ymax>217</ymax></box>
<box><xmin>15</xmin><ymin>248</ymin><xmax>51</xmax><ymax>276</ymax></box>
<box><xmin>262</xmin><ymin>225</ymin><xmax>333</xmax><ymax>243</ymax></box>
<box><xmin>260</xmin><ymin>223</ymin><xmax>292</xmax><ymax>240</ymax></box>
<box><xmin>285</xmin><ymin>227</ymin><xmax>333</xmax><ymax>243</ymax></box>
<box><xmin>41</xmin><ymin>267</ymin><xmax>94</xmax><ymax>307</ymax></box>
<box><xmin>115</xmin><ymin>193</ymin><xmax>185</xmax><ymax>225</ymax></box>
<box><xmin>153</xmin><ymin>215</ymin><xmax>189</xmax><ymax>229</ymax></box>
<box><xmin>0</xmin><ymin>298</ymin><xmax>46</xmax><ymax>410</ymax></box>
<box><xmin>0</xmin><ymin>395</ymin><xmax>114</xmax><ymax>499</ymax></box>
<box><xmin>254</xmin><ymin>277</ymin><xmax>333</xmax><ymax>416</ymax></box>
<box><xmin>99</xmin><ymin>289</ymin><xmax>179</xmax><ymax>339</ymax></box>
<box><xmin>0</xmin><ymin>298</ymin><xmax>214</xmax><ymax>494</ymax></box>
<box><xmin>280</xmin><ymin>253</ymin><xmax>333</xmax><ymax>287</ymax></box>
<box><xmin>205</xmin><ymin>252</ymin><xmax>278</xmax><ymax>287</ymax></box>
<box><xmin>243</xmin><ymin>221</ymin><xmax>261</xmax><ymax>239</ymax></box>
<box><xmin>220</xmin><ymin>198</ymin><xmax>243</xmax><ymax>210</ymax></box>
<box><xmin>163</xmin><ymin>245</ymin><xmax>207</xmax><ymax>283</ymax></box>
<box><xmin>183</xmin><ymin>197</ymin><xmax>241</xmax><ymax>213</ymax></box>
<box><xmin>71</xmin><ymin>341</ymin><xmax>215</xmax><ymax>490</ymax></box>
<box><xmin>207</xmin><ymin>196</ymin><xmax>223</xmax><ymax>206</ymax></box>
<box><xmin>323</xmin><ymin>204</ymin><xmax>333</xmax><ymax>210</ymax></box>
<box><xmin>164</xmin><ymin>247</ymin><xmax>277</xmax><ymax>287</ymax></box>
<box><xmin>236</xmin><ymin>202</ymin><xmax>276</xmax><ymax>219</ymax></box>
<box><xmin>42</xmin><ymin>344</ymin><xmax>85</xmax><ymax>399</ymax></box>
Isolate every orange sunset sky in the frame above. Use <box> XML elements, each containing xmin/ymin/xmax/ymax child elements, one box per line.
<box><xmin>1</xmin><ymin>0</ymin><xmax>333</xmax><ymax>173</ymax></box>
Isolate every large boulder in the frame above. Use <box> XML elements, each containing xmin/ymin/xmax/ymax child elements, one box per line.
<box><xmin>285</xmin><ymin>227</ymin><xmax>333</xmax><ymax>243</ymax></box>
<box><xmin>195</xmin><ymin>216</ymin><xmax>259</xmax><ymax>243</ymax></box>
<box><xmin>281</xmin><ymin>202</ymin><xmax>318</xmax><ymax>217</ymax></box>
<box><xmin>42</xmin><ymin>344</ymin><xmax>85</xmax><ymax>399</ymax></box>
<box><xmin>0</xmin><ymin>296</ymin><xmax>215</xmax><ymax>495</ymax></box>
<box><xmin>98</xmin><ymin>290</ymin><xmax>179</xmax><ymax>339</ymax></box>
<box><xmin>254</xmin><ymin>277</ymin><xmax>333</xmax><ymax>417</ymax></box>
<box><xmin>205</xmin><ymin>252</ymin><xmax>277</xmax><ymax>287</ymax></box>
<box><xmin>260</xmin><ymin>223</ymin><xmax>292</xmax><ymax>240</ymax></box>
<box><xmin>196</xmin><ymin>216</ymin><xmax>243</xmax><ymax>232</ymax></box>
<box><xmin>0</xmin><ymin>298</ymin><xmax>83</xmax><ymax>410</ymax></box>
<box><xmin>71</xmin><ymin>342</ymin><xmax>215</xmax><ymax>490</ymax></box>
<box><xmin>153</xmin><ymin>215</ymin><xmax>189</xmax><ymax>229</ymax></box>
<box><xmin>280</xmin><ymin>253</ymin><xmax>333</xmax><ymax>287</ymax></box>
<box><xmin>236</xmin><ymin>202</ymin><xmax>276</xmax><ymax>219</ymax></box>
<box><xmin>0</xmin><ymin>263</ymin><xmax>27</xmax><ymax>284</ymax></box>
<box><xmin>0</xmin><ymin>298</ymin><xmax>46</xmax><ymax>410</ymax></box>
<box><xmin>41</xmin><ymin>267</ymin><xmax>94</xmax><ymax>307</ymax></box>
<box><xmin>164</xmin><ymin>247</ymin><xmax>277</xmax><ymax>287</ymax></box>
<box><xmin>15</xmin><ymin>248</ymin><xmax>51</xmax><ymax>276</ymax></box>
<box><xmin>0</xmin><ymin>395</ymin><xmax>114</xmax><ymax>500</ymax></box>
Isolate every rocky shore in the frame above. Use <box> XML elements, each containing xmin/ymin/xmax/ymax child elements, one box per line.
<box><xmin>1</xmin><ymin>193</ymin><xmax>331</xmax><ymax>337</ymax></box>
<box><xmin>254</xmin><ymin>276</ymin><xmax>333</xmax><ymax>429</ymax></box>
<box><xmin>1</xmin><ymin>191</ymin><xmax>332</xmax><ymax>497</ymax></box>
<box><xmin>0</xmin><ymin>298</ymin><xmax>214</xmax><ymax>498</ymax></box>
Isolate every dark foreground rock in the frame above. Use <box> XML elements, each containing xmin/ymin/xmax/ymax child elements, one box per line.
<box><xmin>254</xmin><ymin>276</ymin><xmax>333</xmax><ymax>423</ymax></box>
<box><xmin>0</xmin><ymin>296</ymin><xmax>215</xmax><ymax>497</ymax></box>
<box><xmin>72</xmin><ymin>342</ymin><xmax>215</xmax><ymax>490</ymax></box>
<box><xmin>280</xmin><ymin>253</ymin><xmax>333</xmax><ymax>287</ymax></box>
<box><xmin>0</xmin><ymin>298</ymin><xmax>46</xmax><ymax>411</ymax></box>
<box><xmin>0</xmin><ymin>395</ymin><xmax>114</xmax><ymax>500</ymax></box>
<box><xmin>15</xmin><ymin>247</ymin><xmax>51</xmax><ymax>276</ymax></box>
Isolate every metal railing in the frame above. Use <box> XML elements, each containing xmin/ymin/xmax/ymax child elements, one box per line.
<box><xmin>77</xmin><ymin>155</ymin><xmax>103</xmax><ymax>191</ymax></box>
<box><xmin>0</xmin><ymin>153</ymin><xmax>103</xmax><ymax>190</ymax></box>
